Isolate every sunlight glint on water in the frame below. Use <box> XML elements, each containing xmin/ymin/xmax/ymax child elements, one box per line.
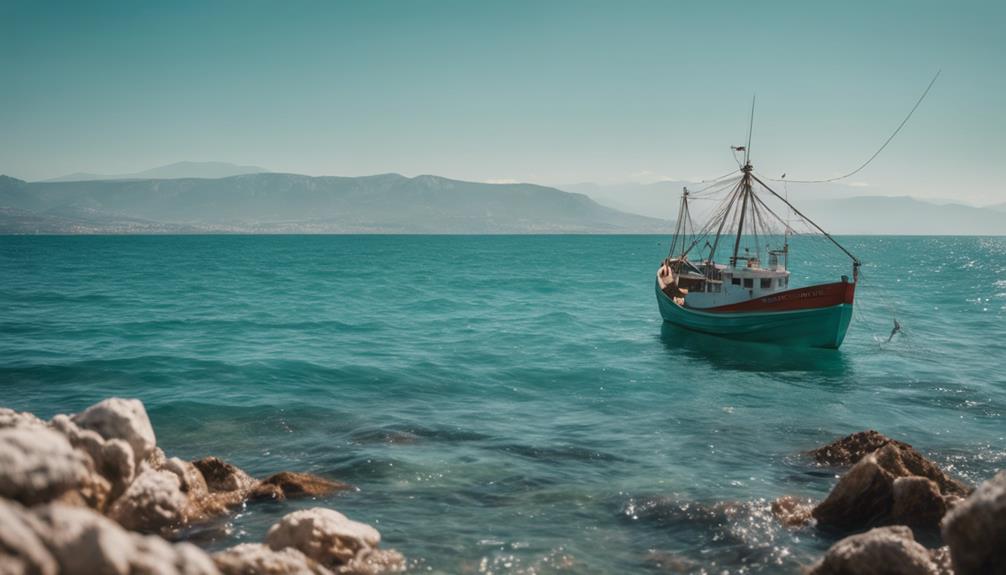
<box><xmin>1</xmin><ymin>235</ymin><xmax>1004</xmax><ymax>573</ymax></box>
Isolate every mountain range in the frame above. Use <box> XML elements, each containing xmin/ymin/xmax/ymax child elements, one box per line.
<box><xmin>0</xmin><ymin>172</ymin><xmax>668</xmax><ymax>234</ymax></box>
<box><xmin>562</xmin><ymin>180</ymin><xmax>1006</xmax><ymax>235</ymax></box>
<box><xmin>0</xmin><ymin>163</ymin><xmax>1002</xmax><ymax>234</ymax></box>
<box><xmin>43</xmin><ymin>161</ymin><xmax>269</xmax><ymax>182</ymax></box>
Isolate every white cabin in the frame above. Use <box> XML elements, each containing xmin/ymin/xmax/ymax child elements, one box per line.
<box><xmin>659</xmin><ymin>249</ymin><xmax>791</xmax><ymax>309</ymax></box>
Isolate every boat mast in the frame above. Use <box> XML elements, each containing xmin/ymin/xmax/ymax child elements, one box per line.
<box><xmin>783</xmin><ymin>175</ymin><xmax>790</xmax><ymax>270</ymax></box>
<box><xmin>707</xmin><ymin>177</ymin><xmax>743</xmax><ymax>264</ymax></box>
<box><xmin>730</xmin><ymin>96</ymin><xmax>757</xmax><ymax>268</ymax></box>
<box><xmin>668</xmin><ymin>187</ymin><xmax>689</xmax><ymax>259</ymax></box>
<box><xmin>730</xmin><ymin>164</ymin><xmax>752</xmax><ymax>267</ymax></box>
<box><xmin>679</xmin><ymin>188</ymin><xmax>691</xmax><ymax>258</ymax></box>
<box><xmin>677</xmin><ymin>94</ymin><xmax>863</xmax><ymax>281</ymax></box>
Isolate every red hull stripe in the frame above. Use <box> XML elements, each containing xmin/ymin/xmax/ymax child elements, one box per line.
<box><xmin>699</xmin><ymin>281</ymin><xmax>856</xmax><ymax>313</ymax></box>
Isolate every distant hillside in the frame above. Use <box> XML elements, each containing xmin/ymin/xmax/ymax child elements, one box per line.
<box><xmin>564</xmin><ymin>180</ymin><xmax>1005</xmax><ymax>235</ymax></box>
<box><xmin>0</xmin><ymin>173</ymin><xmax>670</xmax><ymax>234</ymax></box>
<box><xmin>804</xmin><ymin>196</ymin><xmax>1005</xmax><ymax>235</ymax></box>
<box><xmin>563</xmin><ymin>179</ymin><xmax>864</xmax><ymax>221</ymax></box>
<box><xmin>44</xmin><ymin>161</ymin><xmax>269</xmax><ymax>182</ymax></box>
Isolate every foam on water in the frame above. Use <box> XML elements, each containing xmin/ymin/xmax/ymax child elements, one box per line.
<box><xmin>1</xmin><ymin>235</ymin><xmax>1004</xmax><ymax>573</ymax></box>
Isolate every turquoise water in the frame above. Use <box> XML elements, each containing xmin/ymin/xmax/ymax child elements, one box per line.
<box><xmin>1</xmin><ymin>235</ymin><xmax>1004</xmax><ymax>573</ymax></box>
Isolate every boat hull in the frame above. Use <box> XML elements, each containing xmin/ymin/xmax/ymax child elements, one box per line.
<box><xmin>655</xmin><ymin>280</ymin><xmax>854</xmax><ymax>349</ymax></box>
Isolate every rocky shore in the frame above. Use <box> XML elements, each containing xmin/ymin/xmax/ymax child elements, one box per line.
<box><xmin>2</xmin><ymin>399</ymin><xmax>1004</xmax><ymax>574</ymax></box>
<box><xmin>770</xmin><ymin>430</ymin><xmax>1004</xmax><ymax>575</ymax></box>
<box><xmin>0</xmin><ymin>398</ymin><xmax>404</xmax><ymax>575</ymax></box>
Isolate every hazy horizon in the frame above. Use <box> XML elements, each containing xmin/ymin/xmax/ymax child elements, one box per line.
<box><xmin>3</xmin><ymin>0</ymin><xmax>1005</xmax><ymax>206</ymax></box>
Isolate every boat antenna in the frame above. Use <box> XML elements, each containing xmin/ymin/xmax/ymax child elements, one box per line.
<box><xmin>727</xmin><ymin>96</ymin><xmax>757</xmax><ymax>267</ymax></box>
<box><xmin>745</xmin><ymin>94</ymin><xmax>755</xmax><ymax>165</ymax></box>
<box><xmin>782</xmin><ymin>173</ymin><xmax>790</xmax><ymax>268</ymax></box>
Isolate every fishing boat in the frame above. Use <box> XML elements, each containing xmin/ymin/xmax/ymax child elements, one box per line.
<box><xmin>655</xmin><ymin>151</ymin><xmax>861</xmax><ymax>349</ymax></box>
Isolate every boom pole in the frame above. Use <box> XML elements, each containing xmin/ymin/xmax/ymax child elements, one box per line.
<box><xmin>750</xmin><ymin>173</ymin><xmax>861</xmax><ymax>270</ymax></box>
<box><xmin>707</xmin><ymin>177</ymin><xmax>745</xmax><ymax>263</ymax></box>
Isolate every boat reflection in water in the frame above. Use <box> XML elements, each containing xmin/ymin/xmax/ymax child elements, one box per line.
<box><xmin>658</xmin><ymin>322</ymin><xmax>852</xmax><ymax>377</ymax></box>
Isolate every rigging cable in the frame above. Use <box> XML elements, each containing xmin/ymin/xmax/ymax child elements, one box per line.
<box><xmin>697</xmin><ymin>168</ymin><xmax>741</xmax><ymax>184</ymax></box>
<box><xmin>768</xmin><ymin>70</ymin><xmax>941</xmax><ymax>184</ymax></box>
<box><xmin>690</xmin><ymin>175</ymin><xmax>742</xmax><ymax>196</ymax></box>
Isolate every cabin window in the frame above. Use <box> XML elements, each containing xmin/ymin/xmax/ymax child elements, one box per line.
<box><xmin>708</xmin><ymin>282</ymin><xmax>721</xmax><ymax>293</ymax></box>
<box><xmin>731</xmin><ymin>278</ymin><xmax>741</xmax><ymax>286</ymax></box>
<box><xmin>778</xmin><ymin>278</ymin><xmax>786</xmax><ymax>288</ymax></box>
<box><xmin>743</xmin><ymin>278</ymin><xmax>753</xmax><ymax>288</ymax></box>
<box><xmin>761</xmin><ymin>278</ymin><xmax>772</xmax><ymax>289</ymax></box>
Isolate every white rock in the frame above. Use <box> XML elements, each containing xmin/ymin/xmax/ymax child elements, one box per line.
<box><xmin>108</xmin><ymin>468</ymin><xmax>190</xmax><ymax>533</ymax></box>
<box><xmin>0</xmin><ymin>499</ymin><xmax>58</xmax><ymax>575</ymax></box>
<box><xmin>0</xmin><ymin>427</ymin><xmax>92</xmax><ymax>505</ymax></box>
<box><xmin>32</xmin><ymin>503</ymin><xmax>219</xmax><ymax>575</ymax></box>
<box><xmin>37</xmin><ymin>503</ymin><xmax>134</xmax><ymax>574</ymax></box>
<box><xmin>49</xmin><ymin>414</ymin><xmax>136</xmax><ymax>500</ymax></box>
<box><xmin>0</xmin><ymin>408</ymin><xmax>48</xmax><ymax>431</ymax></box>
<box><xmin>341</xmin><ymin>548</ymin><xmax>407</xmax><ymax>575</ymax></box>
<box><xmin>266</xmin><ymin>508</ymin><xmax>380</xmax><ymax>565</ymax></box>
<box><xmin>214</xmin><ymin>543</ymin><xmax>334</xmax><ymax>575</ymax></box>
<box><xmin>129</xmin><ymin>536</ymin><xmax>220</xmax><ymax>575</ymax></box>
<box><xmin>265</xmin><ymin>508</ymin><xmax>404</xmax><ymax>574</ymax></box>
<box><xmin>72</xmin><ymin>398</ymin><xmax>156</xmax><ymax>465</ymax></box>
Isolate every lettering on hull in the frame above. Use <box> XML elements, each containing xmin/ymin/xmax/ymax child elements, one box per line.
<box><xmin>698</xmin><ymin>281</ymin><xmax>855</xmax><ymax>313</ymax></box>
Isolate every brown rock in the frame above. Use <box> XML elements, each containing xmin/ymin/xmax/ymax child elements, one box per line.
<box><xmin>771</xmin><ymin>495</ymin><xmax>815</xmax><ymax>528</ymax></box>
<box><xmin>808</xmin><ymin>525</ymin><xmax>948</xmax><ymax>575</ymax></box>
<box><xmin>192</xmin><ymin>456</ymin><xmax>257</xmax><ymax>494</ymax></box>
<box><xmin>809</xmin><ymin>430</ymin><xmax>912</xmax><ymax>466</ymax></box>
<box><xmin>890</xmin><ymin>476</ymin><xmax>946</xmax><ymax>528</ymax></box>
<box><xmin>164</xmin><ymin>456</ymin><xmax>248</xmax><ymax>519</ymax></box>
<box><xmin>250</xmin><ymin>471</ymin><xmax>353</xmax><ymax>502</ymax></box>
<box><xmin>811</xmin><ymin>432</ymin><xmax>970</xmax><ymax>497</ymax></box>
<box><xmin>873</xmin><ymin>442</ymin><xmax>970</xmax><ymax>498</ymax></box>
<box><xmin>810</xmin><ymin>436</ymin><xmax>971</xmax><ymax>532</ymax></box>
<box><xmin>106</xmin><ymin>456</ymin><xmax>261</xmax><ymax>533</ymax></box>
<box><xmin>812</xmin><ymin>454</ymin><xmax>894</xmax><ymax>530</ymax></box>
<box><xmin>941</xmin><ymin>470</ymin><xmax>1006</xmax><ymax>575</ymax></box>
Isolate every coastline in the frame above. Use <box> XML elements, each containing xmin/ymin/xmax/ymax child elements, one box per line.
<box><xmin>1</xmin><ymin>398</ymin><xmax>405</xmax><ymax>575</ymax></box>
<box><xmin>2</xmin><ymin>398</ymin><xmax>1003</xmax><ymax>574</ymax></box>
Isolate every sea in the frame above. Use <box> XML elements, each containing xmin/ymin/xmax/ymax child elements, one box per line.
<box><xmin>1</xmin><ymin>235</ymin><xmax>1004</xmax><ymax>574</ymax></box>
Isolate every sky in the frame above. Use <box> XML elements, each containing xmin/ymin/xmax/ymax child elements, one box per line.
<box><xmin>2</xmin><ymin>0</ymin><xmax>1004</xmax><ymax>204</ymax></box>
